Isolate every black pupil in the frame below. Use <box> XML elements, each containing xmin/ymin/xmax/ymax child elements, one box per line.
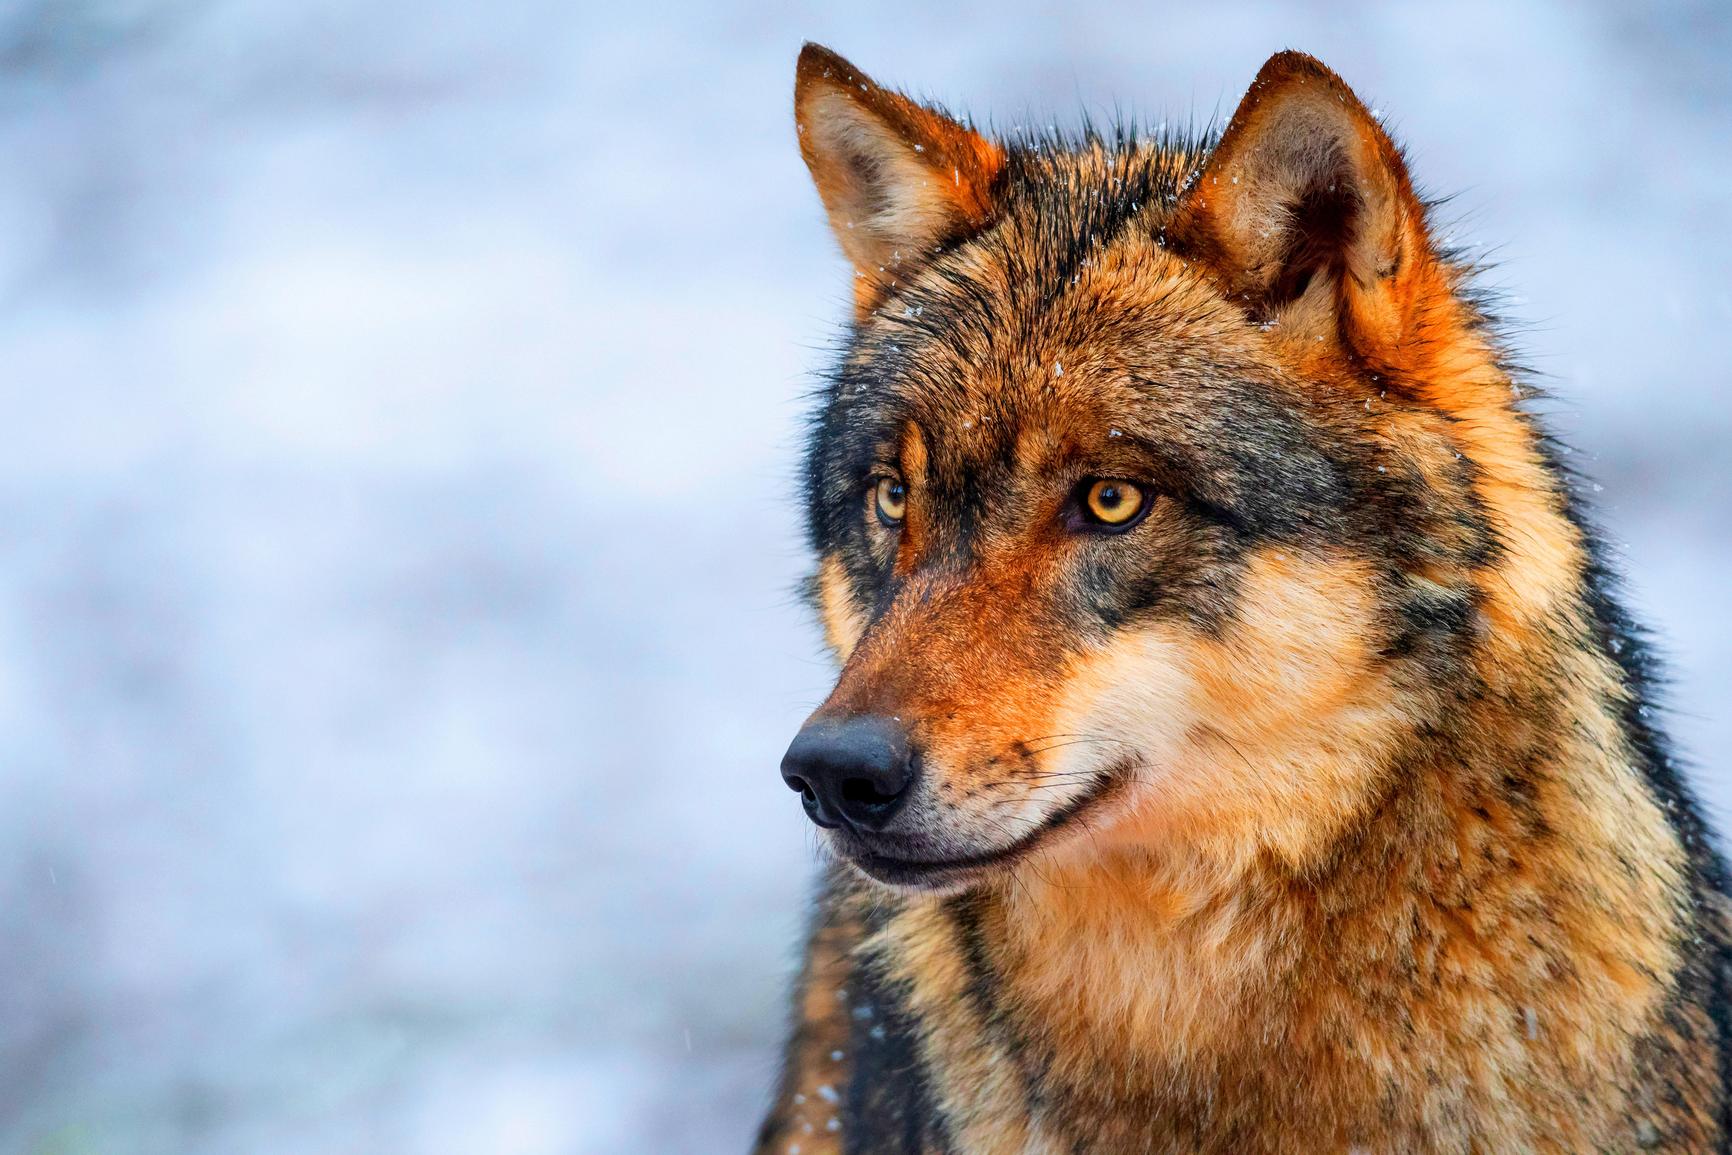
<box><xmin>1096</xmin><ymin>485</ymin><xmax>1121</xmax><ymax>509</ymax></box>
<box><xmin>886</xmin><ymin>483</ymin><xmax>903</xmax><ymax>505</ymax></box>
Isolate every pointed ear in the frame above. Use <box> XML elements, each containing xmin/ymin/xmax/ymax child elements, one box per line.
<box><xmin>794</xmin><ymin>44</ymin><xmax>1005</xmax><ymax>316</ymax></box>
<box><xmin>1173</xmin><ymin>52</ymin><xmax>1435</xmax><ymax>369</ymax></box>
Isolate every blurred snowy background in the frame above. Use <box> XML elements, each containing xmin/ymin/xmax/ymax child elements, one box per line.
<box><xmin>0</xmin><ymin>1</ymin><xmax>1726</xmax><ymax>1151</ymax></box>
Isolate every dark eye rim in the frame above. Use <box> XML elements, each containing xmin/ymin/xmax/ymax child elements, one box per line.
<box><xmin>1068</xmin><ymin>477</ymin><xmax>1153</xmax><ymax>534</ymax></box>
<box><xmin>870</xmin><ymin>475</ymin><xmax>907</xmax><ymax>528</ymax></box>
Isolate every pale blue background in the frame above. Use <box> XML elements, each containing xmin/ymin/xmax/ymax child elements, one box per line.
<box><xmin>0</xmin><ymin>2</ymin><xmax>1727</xmax><ymax>1151</ymax></box>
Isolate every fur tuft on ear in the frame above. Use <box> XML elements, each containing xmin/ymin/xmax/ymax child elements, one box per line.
<box><xmin>794</xmin><ymin>44</ymin><xmax>1004</xmax><ymax>317</ymax></box>
<box><xmin>1173</xmin><ymin>51</ymin><xmax>1437</xmax><ymax>373</ymax></box>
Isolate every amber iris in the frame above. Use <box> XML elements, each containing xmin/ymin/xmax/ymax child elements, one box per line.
<box><xmin>1083</xmin><ymin>479</ymin><xmax>1145</xmax><ymax>526</ymax></box>
<box><xmin>874</xmin><ymin>477</ymin><xmax>907</xmax><ymax>526</ymax></box>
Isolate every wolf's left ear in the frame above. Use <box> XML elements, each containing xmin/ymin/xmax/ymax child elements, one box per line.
<box><xmin>1173</xmin><ymin>52</ymin><xmax>1436</xmax><ymax>370</ymax></box>
<box><xmin>795</xmin><ymin>44</ymin><xmax>1004</xmax><ymax>316</ymax></box>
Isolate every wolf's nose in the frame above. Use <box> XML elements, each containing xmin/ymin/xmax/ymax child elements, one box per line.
<box><xmin>780</xmin><ymin>715</ymin><xmax>915</xmax><ymax>832</ymax></box>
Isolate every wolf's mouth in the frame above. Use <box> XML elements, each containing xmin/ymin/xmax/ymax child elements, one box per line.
<box><xmin>838</xmin><ymin>767</ymin><xmax>1126</xmax><ymax>892</ymax></box>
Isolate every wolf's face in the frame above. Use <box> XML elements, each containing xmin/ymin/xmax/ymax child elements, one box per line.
<box><xmin>783</xmin><ymin>48</ymin><xmax>1518</xmax><ymax>894</ymax></box>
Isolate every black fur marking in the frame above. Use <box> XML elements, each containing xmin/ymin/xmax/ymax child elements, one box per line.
<box><xmin>947</xmin><ymin>894</ymin><xmax>1052</xmax><ymax>1118</ymax></box>
<box><xmin>843</xmin><ymin>948</ymin><xmax>947</xmax><ymax>1154</ymax></box>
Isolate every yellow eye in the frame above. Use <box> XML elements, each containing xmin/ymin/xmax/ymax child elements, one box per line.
<box><xmin>1082</xmin><ymin>479</ymin><xmax>1146</xmax><ymax>527</ymax></box>
<box><xmin>873</xmin><ymin>476</ymin><xmax>907</xmax><ymax>527</ymax></box>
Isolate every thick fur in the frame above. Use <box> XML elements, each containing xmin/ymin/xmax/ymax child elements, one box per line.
<box><xmin>756</xmin><ymin>45</ymin><xmax>1732</xmax><ymax>1154</ymax></box>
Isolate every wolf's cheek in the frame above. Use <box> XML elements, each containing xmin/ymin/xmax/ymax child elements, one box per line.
<box><xmin>815</xmin><ymin>554</ymin><xmax>867</xmax><ymax>662</ymax></box>
<box><xmin>1046</xmin><ymin>548</ymin><xmax>1419</xmax><ymax>869</ymax></box>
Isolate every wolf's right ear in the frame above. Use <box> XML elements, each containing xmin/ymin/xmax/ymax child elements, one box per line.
<box><xmin>794</xmin><ymin>44</ymin><xmax>1004</xmax><ymax>317</ymax></box>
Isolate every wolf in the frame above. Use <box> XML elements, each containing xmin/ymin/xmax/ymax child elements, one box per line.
<box><xmin>753</xmin><ymin>44</ymin><xmax>1732</xmax><ymax>1154</ymax></box>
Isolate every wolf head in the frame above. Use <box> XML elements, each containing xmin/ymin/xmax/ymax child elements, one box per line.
<box><xmin>782</xmin><ymin>46</ymin><xmax>1561</xmax><ymax>895</ymax></box>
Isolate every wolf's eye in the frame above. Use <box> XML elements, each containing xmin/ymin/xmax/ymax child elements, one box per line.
<box><xmin>872</xmin><ymin>477</ymin><xmax>907</xmax><ymax>527</ymax></box>
<box><xmin>1080</xmin><ymin>479</ymin><xmax>1147</xmax><ymax>529</ymax></box>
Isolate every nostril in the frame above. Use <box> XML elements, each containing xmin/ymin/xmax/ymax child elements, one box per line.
<box><xmin>784</xmin><ymin>772</ymin><xmax>814</xmax><ymax>798</ymax></box>
<box><xmin>840</xmin><ymin>775</ymin><xmax>901</xmax><ymax>808</ymax></box>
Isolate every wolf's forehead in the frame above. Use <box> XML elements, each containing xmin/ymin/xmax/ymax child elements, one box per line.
<box><xmin>844</xmin><ymin>139</ymin><xmax>1267</xmax><ymax>461</ymax></box>
<box><xmin>872</xmin><ymin>262</ymin><xmax>1244</xmax><ymax>438</ymax></box>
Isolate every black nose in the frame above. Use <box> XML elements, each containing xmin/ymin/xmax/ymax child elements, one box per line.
<box><xmin>781</xmin><ymin>715</ymin><xmax>915</xmax><ymax>832</ymax></box>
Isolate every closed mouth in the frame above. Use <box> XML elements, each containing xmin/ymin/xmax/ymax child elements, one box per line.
<box><xmin>839</xmin><ymin>767</ymin><xmax>1125</xmax><ymax>891</ymax></box>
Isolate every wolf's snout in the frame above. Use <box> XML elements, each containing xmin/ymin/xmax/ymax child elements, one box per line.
<box><xmin>780</xmin><ymin>715</ymin><xmax>915</xmax><ymax>832</ymax></box>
